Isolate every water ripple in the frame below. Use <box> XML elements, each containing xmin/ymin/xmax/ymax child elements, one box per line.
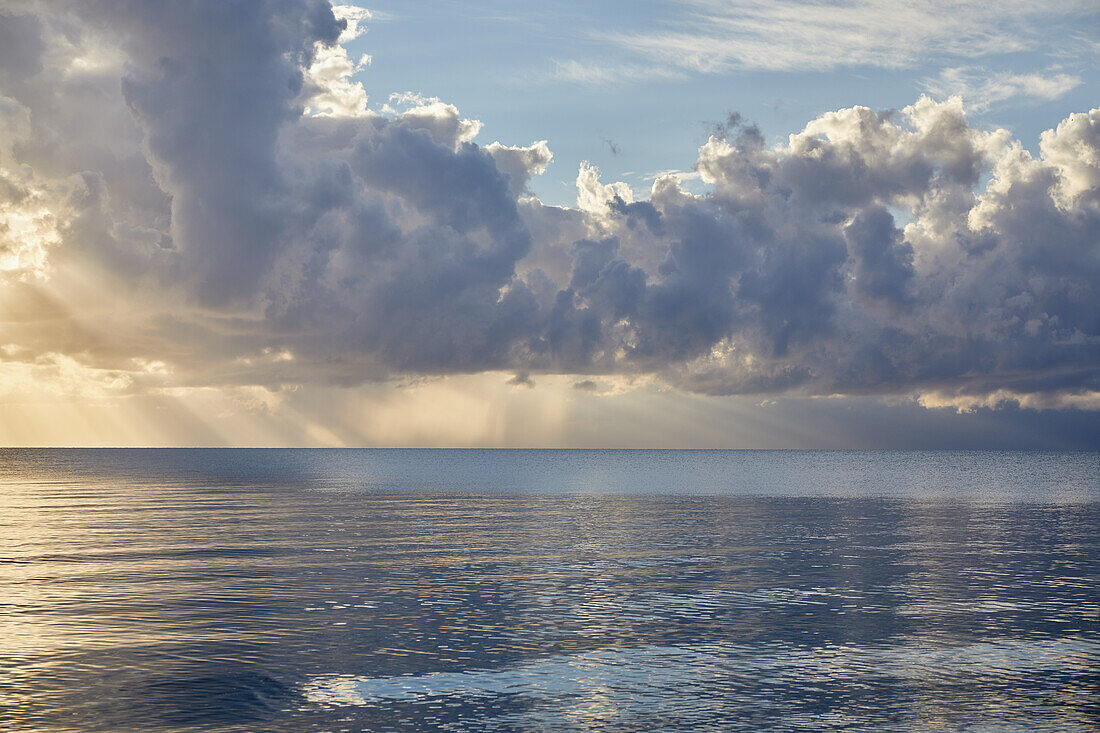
<box><xmin>1</xmin><ymin>449</ymin><xmax>1097</xmax><ymax>732</ymax></box>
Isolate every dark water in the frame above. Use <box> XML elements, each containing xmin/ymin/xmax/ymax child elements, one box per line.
<box><xmin>2</xmin><ymin>449</ymin><xmax>1098</xmax><ymax>732</ymax></box>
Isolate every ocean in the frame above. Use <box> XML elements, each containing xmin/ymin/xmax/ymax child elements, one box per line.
<box><xmin>2</xmin><ymin>449</ymin><xmax>1098</xmax><ymax>731</ymax></box>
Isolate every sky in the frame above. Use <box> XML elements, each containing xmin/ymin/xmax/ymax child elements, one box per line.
<box><xmin>0</xmin><ymin>0</ymin><xmax>1098</xmax><ymax>448</ymax></box>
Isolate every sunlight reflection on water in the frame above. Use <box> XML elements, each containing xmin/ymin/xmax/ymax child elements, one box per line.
<box><xmin>1</xmin><ymin>449</ymin><xmax>1098</xmax><ymax>732</ymax></box>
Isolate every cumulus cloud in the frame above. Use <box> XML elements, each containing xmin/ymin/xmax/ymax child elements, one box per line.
<box><xmin>0</xmin><ymin>0</ymin><xmax>1097</xmax><ymax>417</ymax></box>
<box><xmin>382</xmin><ymin>92</ymin><xmax>483</xmax><ymax>149</ymax></box>
<box><xmin>303</xmin><ymin>4</ymin><xmax>372</xmax><ymax>117</ymax></box>
<box><xmin>485</xmin><ymin>140</ymin><xmax>553</xmax><ymax>197</ymax></box>
<box><xmin>576</xmin><ymin>161</ymin><xmax>633</xmax><ymax>215</ymax></box>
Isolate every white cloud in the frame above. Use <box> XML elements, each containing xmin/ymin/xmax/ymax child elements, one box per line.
<box><xmin>382</xmin><ymin>92</ymin><xmax>483</xmax><ymax>148</ymax></box>
<box><xmin>0</xmin><ymin>185</ymin><xmax>63</xmax><ymax>279</ymax></box>
<box><xmin>575</xmin><ymin>161</ymin><xmax>633</xmax><ymax>215</ymax></box>
<box><xmin>578</xmin><ymin>0</ymin><xmax>1096</xmax><ymax>75</ymax></box>
<box><xmin>485</xmin><ymin>140</ymin><xmax>553</xmax><ymax>196</ymax></box>
<box><xmin>922</xmin><ymin>67</ymin><xmax>1082</xmax><ymax>111</ymax></box>
<box><xmin>1040</xmin><ymin>108</ymin><xmax>1100</xmax><ymax>205</ymax></box>
<box><xmin>303</xmin><ymin>4</ymin><xmax>372</xmax><ymax>117</ymax></box>
<box><xmin>550</xmin><ymin>59</ymin><xmax>684</xmax><ymax>86</ymax></box>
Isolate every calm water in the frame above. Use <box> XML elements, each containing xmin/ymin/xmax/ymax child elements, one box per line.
<box><xmin>2</xmin><ymin>449</ymin><xmax>1098</xmax><ymax>732</ymax></box>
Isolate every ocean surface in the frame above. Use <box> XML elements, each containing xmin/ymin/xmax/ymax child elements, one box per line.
<box><xmin>2</xmin><ymin>449</ymin><xmax>1098</xmax><ymax>732</ymax></box>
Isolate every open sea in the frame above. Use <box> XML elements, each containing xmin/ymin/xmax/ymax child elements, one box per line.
<box><xmin>1</xmin><ymin>448</ymin><xmax>1098</xmax><ymax>732</ymax></box>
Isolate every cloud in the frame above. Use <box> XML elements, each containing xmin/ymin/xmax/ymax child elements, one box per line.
<box><xmin>550</xmin><ymin>59</ymin><xmax>683</xmax><ymax>86</ymax></box>
<box><xmin>0</xmin><ymin>0</ymin><xmax>1097</xmax><ymax>421</ymax></box>
<box><xmin>917</xmin><ymin>388</ymin><xmax>1100</xmax><ymax>413</ymax></box>
<box><xmin>1040</xmin><ymin>109</ymin><xmax>1100</xmax><ymax>205</ymax></box>
<box><xmin>575</xmin><ymin>161</ymin><xmax>633</xmax><ymax>215</ymax></box>
<box><xmin>485</xmin><ymin>140</ymin><xmax>553</xmax><ymax>197</ymax></box>
<box><xmin>507</xmin><ymin>371</ymin><xmax>535</xmax><ymax>388</ymax></box>
<box><xmin>303</xmin><ymin>4</ymin><xmax>373</xmax><ymax>117</ymax></box>
<box><xmin>561</xmin><ymin>1</ymin><xmax>1098</xmax><ymax>77</ymax></box>
<box><xmin>922</xmin><ymin>67</ymin><xmax>1083</xmax><ymax>111</ymax></box>
<box><xmin>0</xmin><ymin>173</ymin><xmax>64</xmax><ymax>279</ymax></box>
<box><xmin>381</xmin><ymin>92</ymin><xmax>484</xmax><ymax>148</ymax></box>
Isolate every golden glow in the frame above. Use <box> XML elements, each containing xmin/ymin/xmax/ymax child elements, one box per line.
<box><xmin>0</xmin><ymin>353</ymin><xmax>794</xmax><ymax>448</ymax></box>
<box><xmin>0</xmin><ymin>189</ymin><xmax>62</xmax><ymax>279</ymax></box>
<box><xmin>0</xmin><ymin>250</ymin><xmax>773</xmax><ymax>448</ymax></box>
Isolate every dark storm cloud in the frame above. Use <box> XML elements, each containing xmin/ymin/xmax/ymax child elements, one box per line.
<box><xmin>111</xmin><ymin>0</ymin><xmax>343</xmax><ymax>302</ymax></box>
<box><xmin>0</xmin><ymin>1</ymin><xmax>1097</xmax><ymax>411</ymax></box>
<box><xmin>0</xmin><ymin>9</ymin><xmax>43</xmax><ymax>81</ymax></box>
<box><xmin>843</xmin><ymin>205</ymin><xmax>914</xmax><ymax>305</ymax></box>
<box><xmin>507</xmin><ymin>371</ymin><xmax>534</xmax><ymax>387</ymax></box>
